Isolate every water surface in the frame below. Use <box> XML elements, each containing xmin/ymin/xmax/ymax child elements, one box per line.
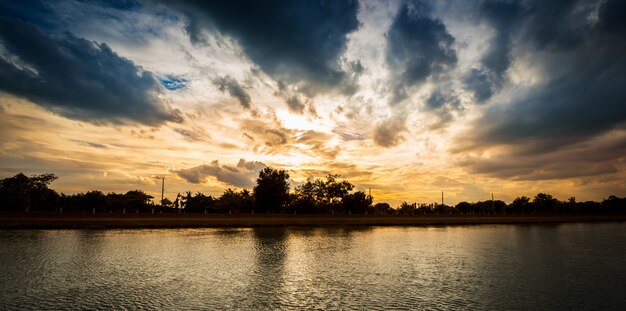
<box><xmin>1</xmin><ymin>223</ymin><xmax>625</xmax><ymax>310</ymax></box>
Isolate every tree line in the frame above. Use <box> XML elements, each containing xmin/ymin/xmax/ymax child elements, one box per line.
<box><xmin>1</xmin><ymin>170</ymin><xmax>625</xmax><ymax>215</ymax></box>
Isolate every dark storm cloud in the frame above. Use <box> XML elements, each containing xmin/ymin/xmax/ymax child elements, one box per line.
<box><xmin>163</xmin><ymin>0</ymin><xmax>360</xmax><ymax>96</ymax></box>
<box><xmin>0</xmin><ymin>18</ymin><xmax>181</xmax><ymax>125</ymax></box>
<box><xmin>459</xmin><ymin>132</ymin><xmax>626</xmax><ymax>180</ymax></box>
<box><xmin>424</xmin><ymin>89</ymin><xmax>461</xmax><ymax>128</ymax></box>
<box><xmin>0</xmin><ymin>1</ymin><xmax>59</xmax><ymax>34</ymax></box>
<box><xmin>176</xmin><ymin>158</ymin><xmax>266</xmax><ymax>188</ymax></box>
<box><xmin>457</xmin><ymin>0</ymin><xmax>626</xmax><ymax>180</ymax></box>
<box><xmin>463</xmin><ymin>68</ymin><xmax>495</xmax><ymax>102</ymax></box>
<box><xmin>213</xmin><ymin>76</ymin><xmax>251</xmax><ymax>109</ymax></box>
<box><xmin>386</xmin><ymin>1</ymin><xmax>457</xmax><ymax>105</ymax></box>
<box><xmin>464</xmin><ymin>0</ymin><xmax>594</xmax><ymax>102</ymax></box>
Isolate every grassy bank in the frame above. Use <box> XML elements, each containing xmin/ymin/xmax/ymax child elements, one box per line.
<box><xmin>1</xmin><ymin>213</ymin><xmax>625</xmax><ymax>229</ymax></box>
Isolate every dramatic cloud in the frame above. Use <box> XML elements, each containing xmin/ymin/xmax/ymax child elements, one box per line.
<box><xmin>373</xmin><ymin>116</ymin><xmax>407</xmax><ymax>148</ymax></box>
<box><xmin>176</xmin><ymin>158</ymin><xmax>266</xmax><ymax>188</ymax></box>
<box><xmin>239</xmin><ymin>112</ymin><xmax>340</xmax><ymax>159</ymax></box>
<box><xmin>332</xmin><ymin>125</ymin><xmax>367</xmax><ymax>141</ymax></box>
<box><xmin>459</xmin><ymin>131</ymin><xmax>626</xmax><ymax>181</ymax></box>
<box><xmin>424</xmin><ymin>89</ymin><xmax>462</xmax><ymax>128</ymax></box>
<box><xmin>286</xmin><ymin>96</ymin><xmax>305</xmax><ymax>115</ymax></box>
<box><xmin>0</xmin><ymin>17</ymin><xmax>182</xmax><ymax>125</ymax></box>
<box><xmin>241</xmin><ymin>118</ymin><xmax>292</xmax><ymax>150</ymax></box>
<box><xmin>213</xmin><ymin>76</ymin><xmax>251</xmax><ymax>109</ymax></box>
<box><xmin>164</xmin><ymin>0</ymin><xmax>360</xmax><ymax>95</ymax></box>
<box><xmin>2</xmin><ymin>0</ymin><xmax>626</xmax><ymax>203</ymax></box>
<box><xmin>456</xmin><ymin>0</ymin><xmax>626</xmax><ymax>180</ymax></box>
<box><xmin>386</xmin><ymin>1</ymin><xmax>457</xmax><ymax>105</ymax></box>
<box><xmin>462</xmin><ymin>0</ymin><xmax>523</xmax><ymax>102</ymax></box>
<box><xmin>295</xmin><ymin>130</ymin><xmax>341</xmax><ymax>159</ymax></box>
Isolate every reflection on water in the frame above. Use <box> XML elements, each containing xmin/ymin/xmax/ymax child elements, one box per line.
<box><xmin>0</xmin><ymin>224</ymin><xmax>625</xmax><ymax>310</ymax></box>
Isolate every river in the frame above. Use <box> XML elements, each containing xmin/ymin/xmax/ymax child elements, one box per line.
<box><xmin>1</xmin><ymin>223</ymin><xmax>625</xmax><ymax>310</ymax></box>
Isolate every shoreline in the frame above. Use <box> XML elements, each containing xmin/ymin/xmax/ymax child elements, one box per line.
<box><xmin>1</xmin><ymin>213</ymin><xmax>625</xmax><ymax>229</ymax></box>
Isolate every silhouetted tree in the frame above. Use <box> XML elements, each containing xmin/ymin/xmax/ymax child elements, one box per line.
<box><xmin>0</xmin><ymin>173</ymin><xmax>59</xmax><ymax>212</ymax></box>
<box><xmin>321</xmin><ymin>174</ymin><xmax>354</xmax><ymax>212</ymax></box>
<box><xmin>372</xmin><ymin>202</ymin><xmax>393</xmax><ymax>215</ymax></box>
<box><xmin>107</xmin><ymin>190</ymin><xmax>153</xmax><ymax>212</ymax></box>
<box><xmin>456</xmin><ymin>201</ymin><xmax>472</xmax><ymax>215</ymax></box>
<box><xmin>510</xmin><ymin>196</ymin><xmax>531</xmax><ymax>214</ymax></box>
<box><xmin>342</xmin><ymin>191</ymin><xmax>372</xmax><ymax>214</ymax></box>
<box><xmin>533</xmin><ymin>193</ymin><xmax>559</xmax><ymax>214</ymax></box>
<box><xmin>254</xmin><ymin>167</ymin><xmax>290</xmax><ymax>213</ymax></box>
<box><xmin>434</xmin><ymin>204</ymin><xmax>456</xmax><ymax>215</ymax></box>
<box><xmin>416</xmin><ymin>203</ymin><xmax>434</xmax><ymax>215</ymax></box>
<box><xmin>184</xmin><ymin>192</ymin><xmax>216</xmax><ymax>213</ymax></box>
<box><xmin>287</xmin><ymin>192</ymin><xmax>318</xmax><ymax>214</ymax></box>
<box><xmin>161</xmin><ymin>198</ymin><xmax>174</xmax><ymax>208</ymax></box>
<box><xmin>83</xmin><ymin>190</ymin><xmax>108</xmax><ymax>212</ymax></box>
<box><xmin>216</xmin><ymin>188</ymin><xmax>253</xmax><ymax>213</ymax></box>
<box><xmin>398</xmin><ymin>201</ymin><xmax>416</xmax><ymax>215</ymax></box>
<box><xmin>290</xmin><ymin>174</ymin><xmax>356</xmax><ymax>214</ymax></box>
<box><xmin>602</xmin><ymin>195</ymin><xmax>626</xmax><ymax>213</ymax></box>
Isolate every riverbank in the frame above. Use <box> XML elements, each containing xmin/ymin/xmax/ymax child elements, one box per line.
<box><xmin>1</xmin><ymin>213</ymin><xmax>625</xmax><ymax>229</ymax></box>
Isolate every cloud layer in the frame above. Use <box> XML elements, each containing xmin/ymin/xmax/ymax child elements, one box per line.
<box><xmin>455</xmin><ymin>0</ymin><xmax>626</xmax><ymax>180</ymax></box>
<box><xmin>1</xmin><ymin>0</ymin><xmax>626</xmax><ymax>204</ymax></box>
<box><xmin>176</xmin><ymin>159</ymin><xmax>267</xmax><ymax>188</ymax></box>
<box><xmin>386</xmin><ymin>1</ymin><xmax>457</xmax><ymax>105</ymax></box>
<box><xmin>0</xmin><ymin>17</ymin><xmax>181</xmax><ymax>125</ymax></box>
<box><xmin>164</xmin><ymin>0</ymin><xmax>360</xmax><ymax>95</ymax></box>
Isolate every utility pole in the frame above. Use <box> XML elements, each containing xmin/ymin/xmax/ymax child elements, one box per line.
<box><xmin>367</xmin><ymin>187</ymin><xmax>372</xmax><ymax>216</ymax></box>
<box><xmin>153</xmin><ymin>176</ymin><xmax>165</xmax><ymax>205</ymax></box>
<box><xmin>441</xmin><ymin>191</ymin><xmax>444</xmax><ymax>206</ymax></box>
<box><xmin>491</xmin><ymin>192</ymin><xmax>495</xmax><ymax>213</ymax></box>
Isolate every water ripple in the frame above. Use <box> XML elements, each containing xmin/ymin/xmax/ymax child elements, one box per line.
<box><xmin>0</xmin><ymin>224</ymin><xmax>625</xmax><ymax>309</ymax></box>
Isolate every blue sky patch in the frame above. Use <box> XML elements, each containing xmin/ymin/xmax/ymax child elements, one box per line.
<box><xmin>159</xmin><ymin>75</ymin><xmax>189</xmax><ymax>91</ymax></box>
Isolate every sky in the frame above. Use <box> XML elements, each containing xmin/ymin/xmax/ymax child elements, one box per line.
<box><xmin>1</xmin><ymin>0</ymin><xmax>625</xmax><ymax>206</ymax></box>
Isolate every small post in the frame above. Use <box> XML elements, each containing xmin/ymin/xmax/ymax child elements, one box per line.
<box><xmin>229</xmin><ymin>209</ymin><xmax>232</xmax><ymax>215</ymax></box>
<box><xmin>92</xmin><ymin>208</ymin><xmax>95</xmax><ymax>214</ymax></box>
<box><xmin>60</xmin><ymin>207</ymin><xmax>63</xmax><ymax>214</ymax></box>
<box><xmin>152</xmin><ymin>208</ymin><xmax>154</xmax><ymax>214</ymax></box>
<box><xmin>123</xmin><ymin>208</ymin><xmax>126</xmax><ymax>214</ymax></box>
